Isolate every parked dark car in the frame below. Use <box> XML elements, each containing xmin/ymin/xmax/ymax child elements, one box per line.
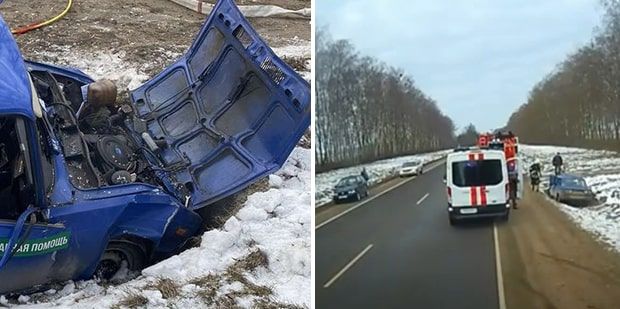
<box><xmin>548</xmin><ymin>174</ymin><xmax>597</xmax><ymax>206</ymax></box>
<box><xmin>0</xmin><ymin>0</ymin><xmax>309</xmax><ymax>294</ymax></box>
<box><xmin>333</xmin><ymin>175</ymin><xmax>369</xmax><ymax>203</ymax></box>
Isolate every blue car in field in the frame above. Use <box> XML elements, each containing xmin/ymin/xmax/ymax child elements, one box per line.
<box><xmin>0</xmin><ymin>0</ymin><xmax>309</xmax><ymax>294</ymax></box>
<box><xmin>548</xmin><ymin>174</ymin><xmax>597</xmax><ymax>206</ymax></box>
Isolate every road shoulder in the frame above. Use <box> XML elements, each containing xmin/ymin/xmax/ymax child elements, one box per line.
<box><xmin>497</xmin><ymin>188</ymin><xmax>620</xmax><ymax>309</ymax></box>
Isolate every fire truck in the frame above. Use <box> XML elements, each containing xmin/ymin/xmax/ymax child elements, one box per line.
<box><xmin>477</xmin><ymin>132</ymin><xmax>523</xmax><ymax>208</ymax></box>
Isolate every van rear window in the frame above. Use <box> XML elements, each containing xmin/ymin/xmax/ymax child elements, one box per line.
<box><xmin>452</xmin><ymin>159</ymin><xmax>503</xmax><ymax>187</ymax></box>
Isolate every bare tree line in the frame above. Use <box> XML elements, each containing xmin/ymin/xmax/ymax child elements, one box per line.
<box><xmin>506</xmin><ymin>1</ymin><xmax>620</xmax><ymax>151</ymax></box>
<box><xmin>316</xmin><ymin>28</ymin><xmax>456</xmax><ymax>171</ymax></box>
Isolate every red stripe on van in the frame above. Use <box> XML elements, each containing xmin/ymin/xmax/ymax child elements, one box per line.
<box><xmin>468</xmin><ymin>153</ymin><xmax>475</xmax><ymax>161</ymax></box>
<box><xmin>480</xmin><ymin>186</ymin><xmax>487</xmax><ymax>206</ymax></box>
<box><xmin>470</xmin><ymin>187</ymin><xmax>478</xmax><ymax>205</ymax></box>
<box><xmin>478</xmin><ymin>153</ymin><xmax>484</xmax><ymax>160</ymax></box>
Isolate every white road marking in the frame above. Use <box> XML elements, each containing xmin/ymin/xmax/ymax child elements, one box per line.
<box><xmin>316</xmin><ymin>159</ymin><xmax>445</xmax><ymax>230</ymax></box>
<box><xmin>493</xmin><ymin>223</ymin><xmax>507</xmax><ymax>309</ymax></box>
<box><xmin>416</xmin><ymin>193</ymin><xmax>430</xmax><ymax>205</ymax></box>
<box><xmin>323</xmin><ymin>244</ymin><xmax>374</xmax><ymax>288</ymax></box>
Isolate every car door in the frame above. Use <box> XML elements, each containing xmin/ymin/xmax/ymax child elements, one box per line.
<box><xmin>0</xmin><ymin>117</ymin><xmax>73</xmax><ymax>294</ymax></box>
<box><xmin>450</xmin><ymin>153</ymin><xmax>507</xmax><ymax>207</ymax></box>
<box><xmin>128</xmin><ymin>0</ymin><xmax>310</xmax><ymax>210</ymax></box>
<box><xmin>359</xmin><ymin>176</ymin><xmax>368</xmax><ymax>194</ymax></box>
<box><xmin>0</xmin><ymin>219</ymin><xmax>71</xmax><ymax>293</ymax></box>
<box><xmin>549</xmin><ymin>176</ymin><xmax>559</xmax><ymax>196</ymax></box>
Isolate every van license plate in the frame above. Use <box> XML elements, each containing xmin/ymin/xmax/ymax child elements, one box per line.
<box><xmin>460</xmin><ymin>208</ymin><xmax>477</xmax><ymax>214</ymax></box>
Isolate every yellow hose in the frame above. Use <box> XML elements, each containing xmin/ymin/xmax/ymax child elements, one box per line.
<box><xmin>12</xmin><ymin>0</ymin><xmax>73</xmax><ymax>35</ymax></box>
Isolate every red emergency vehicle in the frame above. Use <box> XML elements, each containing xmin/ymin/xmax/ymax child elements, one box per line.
<box><xmin>477</xmin><ymin>132</ymin><xmax>522</xmax><ymax>208</ymax></box>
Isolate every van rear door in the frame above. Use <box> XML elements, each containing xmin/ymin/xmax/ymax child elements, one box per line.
<box><xmin>449</xmin><ymin>153</ymin><xmax>507</xmax><ymax>207</ymax></box>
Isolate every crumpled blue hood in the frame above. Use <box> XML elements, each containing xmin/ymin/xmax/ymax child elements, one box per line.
<box><xmin>0</xmin><ymin>15</ymin><xmax>33</xmax><ymax>119</ymax></box>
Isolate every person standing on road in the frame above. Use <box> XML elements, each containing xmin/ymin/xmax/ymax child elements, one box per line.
<box><xmin>552</xmin><ymin>152</ymin><xmax>563</xmax><ymax>175</ymax></box>
<box><xmin>529</xmin><ymin>162</ymin><xmax>541</xmax><ymax>192</ymax></box>
<box><xmin>361</xmin><ymin>168</ymin><xmax>369</xmax><ymax>182</ymax></box>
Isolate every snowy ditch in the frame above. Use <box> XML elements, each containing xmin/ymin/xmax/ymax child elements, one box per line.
<box><xmin>519</xmin><ymin>145</ymin><xmax>620</xmax><ymax>252</ymax></box>
<box><xmin>315</xmin><ymin>150</ymin><xmax>450</xmax><ymax>208</ymax></box>
<box><xmin>1</xmin><ymin>148</ymin><xmax>310</xmax><ymax>308</ymax></box>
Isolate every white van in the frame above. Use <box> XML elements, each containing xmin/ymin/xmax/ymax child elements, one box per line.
<box><xmin>445</xmin><ymin>148</ymin><xmax>510</xmax><ymax>225</ymax></box>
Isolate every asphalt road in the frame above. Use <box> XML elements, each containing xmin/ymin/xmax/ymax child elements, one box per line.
<box><xmin>316</xmin><ymin>164</ymin><xmax>500</xmax><ymax>309</ymax></box>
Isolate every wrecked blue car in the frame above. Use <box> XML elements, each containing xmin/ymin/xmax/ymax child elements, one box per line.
<box><xmin>0</xmin><ymin>0</ymin><xmax>309</xmax><ymax>294</ymax></box>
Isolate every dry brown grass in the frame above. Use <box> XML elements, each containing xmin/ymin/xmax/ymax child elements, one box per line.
<box><xmin>253</xmin><ymin>298</ymin><xmax>307</xmax><ymax>309</ymax></box>
<box><xmin>190</xmin><ymin>274</ymin><xmax>221</xmax><ymax>305</ymax></box>
<box><xmin>282</xmin><ymin>56</ymin><xmax>308</xmax><ymax>72</ymax></box>
<box><xmin>232</xmin><ymin>249</ymin><xmax>269</xmax><ymax>272</ymax></box>
<box><xmin>146</xmin><ymin>277</ymin><xmax>180</xmax><ymax>299</ymax></box>
<box><xmin>190</xmin><ymin>249</ymin><xmax>277</xmax><ymax>307</ymax></box>
<box><xmin>111</xmin><ymin>290</ymin><xmax>148</xmax><ymax>309</ymax></box>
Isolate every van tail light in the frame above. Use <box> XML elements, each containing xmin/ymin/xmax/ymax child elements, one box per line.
<box><xmin>447</xmin><ymin>187</ymin><xmax>452</xmax><ymax>202</ymax></box>
<box><xmin>505</xmin><ymin>183</ymin><xmax>510</xmax><ymax>200</ymax></box>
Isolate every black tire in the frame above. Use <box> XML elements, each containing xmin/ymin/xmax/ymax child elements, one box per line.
<box><xmin>365</xmin><ymin>189</ymin><xmax>369</xmax><ymax>197</ymax></box>
<box><xmin>555</xmin><ymin>194</ymin><xmax>560</xmax><ymax>202</ymax></box>
<box><xmin>355</xmin><ymin>192</ymin><xmax>361</xmax><ymax>201</ymax></box>
<box><xmin>95</xmin><ymin>240</ymin><xmax>147</xmax><ymax>280</ymax></box>
<box><xmin>501</xmin><ymin>210</ymin><xmax>510</xmax><ymax>222</ymax></box>
<box><xmin>449</xmin><ymin>215</ymin><xmax>457</xmax><ymax>225</ymax></box>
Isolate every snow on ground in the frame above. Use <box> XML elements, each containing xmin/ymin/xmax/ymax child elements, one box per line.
<box><xmin>33</xmin><ymin>39</ymin><xmax>311</xmax><ymax>92</ymax></box>
<box><xmin>33</xmin><ymin>47</ymin><xmax>163</xmax><ymax>91</ymax></box>
<box><xmin>315</xmin><ymin>150</ymin><xmax>450</xmax><ymax>207</ymax></box>
<box><xmin>4</xmin><ymin>148</ymin><xmax>310</xmax><ymax>308</ymax></box>
<box><xmin>520</xmin><ymin>144</ymin><xmax>620</xmax><ymax>252</ymax></box>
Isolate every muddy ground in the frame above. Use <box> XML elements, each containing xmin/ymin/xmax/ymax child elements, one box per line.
<box><xmin>498</xmin><ymin>187</ymin><xmax>620</xmax><ymax>309</ymax></box>
<box><xmin>0</xmin><ymin>0</ymin><xmax>310</xmax><ymax>77</ymax></box>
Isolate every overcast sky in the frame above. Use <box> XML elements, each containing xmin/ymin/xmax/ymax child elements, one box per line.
<box><xmin>317</xmin><ymin>0</ymin><xmax>602</xmax><ymax>132</ymax></box>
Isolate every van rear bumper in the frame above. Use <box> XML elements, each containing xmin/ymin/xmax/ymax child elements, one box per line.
<box><xmin>448</xmin><ymin>203</ymin><xmax>509</xmax><ymax>219</ymax></box>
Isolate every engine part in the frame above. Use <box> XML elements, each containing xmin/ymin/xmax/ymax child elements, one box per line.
<box><xmin>110</xmin><ymin>170</ymin><xmax>136</xmax><ymax>185</ymax></box>
<box><xmin>142</xmin><ymin>132</ymin><xmax>159</xmax><ymax>152</ymax></box>
<box><xmin>87</xmin><ymin>79</ymin><xmax>117</xmax><ymax>108</ymax></box>
<box><xmin>96</xmin><ymin>135</ymin><xmax>134</xmax><ymax>171</ymax></box>
<box><xmin>76</xmin><ymin>79</ymin><xmax>117</xmax><ymax>121</ymax></box>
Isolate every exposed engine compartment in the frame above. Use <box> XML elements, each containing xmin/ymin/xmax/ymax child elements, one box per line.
<box><xmin>29</xmin><ymin>70</ymin><xmax>161</xmax><ymax>189</ymax></box>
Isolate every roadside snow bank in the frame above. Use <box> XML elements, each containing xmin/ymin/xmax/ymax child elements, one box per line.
<box><xmin>8</xmin><ymin>148</ymin><xmax>310</xmax><ymax>308</ymax></box>
<box><xmin>520</xmin><ymin>145</ymin><xmax>620</xmax><ymax>252</ymax></box>
<box><xmin>315</xmin><ymin>150</ymin><xmax>449</xmax><ymax>207</ymax></box>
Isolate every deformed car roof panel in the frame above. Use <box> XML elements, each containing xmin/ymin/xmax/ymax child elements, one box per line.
<box><xmin>0</xmin><ymin>16</ymin><xmax>34</xmax><ymax>119</ymax></box>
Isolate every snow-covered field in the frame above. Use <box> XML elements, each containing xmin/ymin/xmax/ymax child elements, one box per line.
<box><xmin>520</xmin><ymin>145</ymin><xmax>620</xmax><ymax>252</ymax></box>
<box><xmin>315</xmin><ymin>150</ymin><xmax>450</xmax><ymax>207</ymax></box>
<box><xmin>1</xmin><ymin>148</ymin><xmax>310</xmax><ymax>308</ymax></box>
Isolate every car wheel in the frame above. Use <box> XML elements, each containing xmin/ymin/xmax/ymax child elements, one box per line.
<box><xmin>555</xmin><ymin>194</ymin><xmax>560</xmax><ymax>202</ymax></box>
<box><xmin>355</xmin><ymin>192</ymin><xmax>361</xmax><ymax>201</ymax></box>
<box><xmin>449</xmin><ymin>215</ymin><xmax>457</xmax><ymax>225</ymax></box>
<box><xmin>501</xmin><ymin>210</ymin><xmax>510</xmax><ymax>222</ymax></box>
<box><xmin>95</xmin><ymin>240</ymin><xmax>147</xmax><ymax>280</ymax></box>
<box><xmin>365</xmin><ymin>189</ymin><xmax>369</xmax><ymax>197</ymax></box>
